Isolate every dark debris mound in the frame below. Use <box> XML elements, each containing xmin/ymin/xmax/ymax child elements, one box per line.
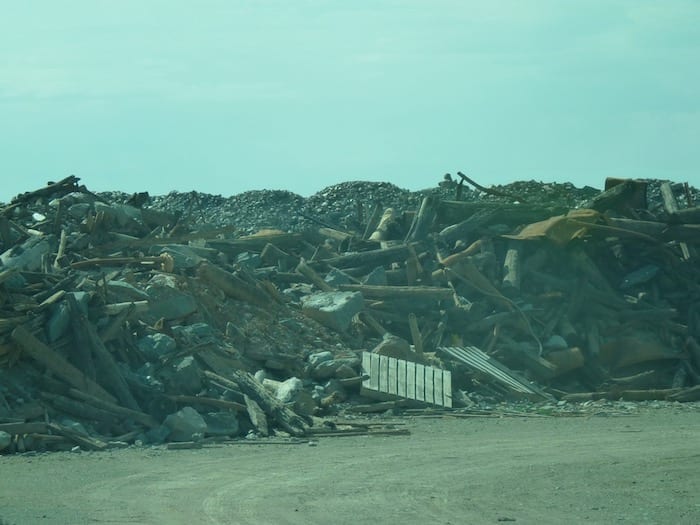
<box><xmin>1</xmin><ymin>173</ymin><xmax>699</xmax><ymax>455</ymax></box>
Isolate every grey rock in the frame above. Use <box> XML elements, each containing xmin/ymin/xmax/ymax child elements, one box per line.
<box><xmin>49</xmin><ymin>291</ymin><xmax>89</xmax><ymax>341</ymax></box>
<box><xmin>312</xmin><ymin>357</ymin><xmax>361</xmax><ymax>380</ymax></box>
<box><xmin>276</xmin><ymin>377</ymin><xmax>303</xmax><ymax>403</ymax></box>
<box><xmin>107</xmin><ymin>280</ymin><xmax>149</xmax><ymax>302</ymax></box>
<box><xmin>544</xmin><ymin>335</ymin><xmax>569</xmax><ymax>351</ymax></box>
<box><xmin>0</xmin><ymin>234</ymin><xmax>56</xmax><ymax>272</ymax></box>
<box><xmin>311</xmin><ymin>385</ymin><xmax>326</xmax><ymax>402</ymax></box>
<box><xmin>308</xmin><ymin>351</ymin><xmax>333</xmax><ymax>367</ymax></box>
<box><xmin>372</xmin><ymin>333</ymin><xmax>413</xmax><ymax>361</ymax></box>
<box><xmin>324</xmin><ymin>268</ymin><xmax>353</xmax><ymax>287</ymax></box>
<box><xmin>166</xmin><ymin>356</ymin><xmax>202</xmax><ymax>395</ymax></box>
<box><xmin>334</xmin><ymin>364</ymin><xmax>357</xmax><ymax>379</ymax></box>
<box><xmin>67</xmin><ymin>202</ymin><xmax>92</xmax><ymax>219</ymax></box>
<box><xmin>301</xmin><ymin>291</ymin><xmax>364</xmax><ymax>332</ymax></box>
<box><xmin>69</xmin><ymin>291</ymin><xmax>91</xmax><ymax>314</ymax></box>
<box><xmin>163</xmin><ymin>406</ymin><xmax>207</xmax><ymax>442</ymax></box>
<box><xmin>203</xmin><ymin>412</ymin><xmax>240</xmax><ymax>437</ymax></box>
<box><xmin>172</xmin><ymin>323</ymin><xmax>215</xmax><ymax>345</ymax></box>
<box><xmin>137</xmin><ymin>333</ymin><xmax>177</xmax><ymax>360</ymax></box>
<box><xmin>146</xmin><ymin>274</ymin><xmax>198</xmax><ymax>320</ymax></box>
<box><xmin>0</xmin><ymin>430</ymin><xmax>11</xmax><ymax>451</ymax></box>
<box><xmin>154</xmin><ymin>244</ymin><xmax>206</xmax><ymax>270</ymax></box>
<box><xmin>134</xmin><ymin>362</ymin><xmax>164</xmax><ymax>390</ymax></box>
<box><xmin>94</xmin><ymin>202</ymin><xmax>142</xmax><ymax>227</ymax></box>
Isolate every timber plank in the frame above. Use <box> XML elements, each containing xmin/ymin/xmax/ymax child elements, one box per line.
<box><xmin>434</xmin><ymin>371</ymin><xmax>443</xmax><ymax>408</ymax></box>
<box><xmin>443</xmin><ymin>370</ymin><xmax>453</xmax><ymax>408</ymax></box>
<box><xmin>415</xmin><ymin>364</ymin><xmax>425</xmax><ymax>402</ymax></box>
<box><xmin>379</xmin><ymin>355</ymin><xmax>389</xmax><ymax>393</ymax></box>
<box><xmin>406</xmin><ymin>361</ymin><xmax>416</xmax><ymax>400</ymax></box>
<box><xmin>424</xmin><ymin>367</ymin><xmax>434</xmax><ymax>405</ymax></box>
<box><xmin>388</xmin><ymin>356</ymin><xmax>398</xmax><ymax>396</ymax></box>
<box><xmin>397</xmin><ymin>359</ymin><xmax>407</xmax><ymax>398</ymax></box>
<box><xmin>362</xmin><ymin>353</ymin><xmax>372</xmax><ymax>392</ymax></box>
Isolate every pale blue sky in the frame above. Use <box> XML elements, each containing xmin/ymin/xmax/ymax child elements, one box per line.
<box><xmin>2</xmin><ymin>1</ymin><xmax>699</xmax><ymax>200</ymax></box>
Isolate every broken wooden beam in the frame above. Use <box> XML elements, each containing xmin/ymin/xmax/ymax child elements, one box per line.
<box><xmin>68</xmin><ymin>388</ymin><xmax>159</xmax><ymax>428</ymax></box>
<box><xmin>11</xmin><ymin>325</ymin><xmax>117</xmax><ymax>404</ymax></box>
<box><xmin>47</xmin><ymin>422</ymin><xmax>109</xmax><ymax>451</ymax></box>
<box><xmin>337</xmin><ymin>284</ymin><xmax>453</xmax><ymax>301</ymax></box>
<box><xmin>318</xmin><ymin>244</ymin><xmax>413</xmax><ymax>269</ymax></box>
<box><xmin>197</xmin><ymin>262</ymin><xmax>275</xmax><ymax>307</ymax></box>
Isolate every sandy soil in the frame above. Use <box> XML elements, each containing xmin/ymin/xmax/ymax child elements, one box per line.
<box><xmin>1</xmin><ymin>408</ymin><xmax>699</xmax><ymax>525</ymax></box>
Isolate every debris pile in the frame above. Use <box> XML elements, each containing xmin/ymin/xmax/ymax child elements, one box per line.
<box><xmin>0</xmin><ymin>174</ymin><xmax>698</xmax><ymax>454</ymax></box>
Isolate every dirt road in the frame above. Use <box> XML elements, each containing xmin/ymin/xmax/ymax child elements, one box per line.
<box><xmin>2</xmin><ymin>408</ymin><xmax>699</xmax><ymax>525</ymax></box>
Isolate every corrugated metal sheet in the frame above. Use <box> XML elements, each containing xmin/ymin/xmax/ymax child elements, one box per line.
<box><xmin>439</xmin><ymin>345</ymin><xmax>545</xmax><ymax>398</ymax></box>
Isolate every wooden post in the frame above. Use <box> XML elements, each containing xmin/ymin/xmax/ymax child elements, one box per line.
<box><xmin>405</xmin><ymin>196</ymin><xmax>438</xmax><ymax>243</ymax></box>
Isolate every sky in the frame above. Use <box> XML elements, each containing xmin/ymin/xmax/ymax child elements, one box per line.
<box><xmin>1</xmin><ymin>1</ymin><xmax>699</xmax><ymax>201</ymax></box>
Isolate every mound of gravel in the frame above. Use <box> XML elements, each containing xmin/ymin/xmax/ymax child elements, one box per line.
<box><xmin>99</xmin><ymin>178</ymin><xmax>613</xmax><ymax>234</ymax></box>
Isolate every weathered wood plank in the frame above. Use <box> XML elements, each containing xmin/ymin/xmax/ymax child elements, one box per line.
<box><xmin>415</xmin><ymin>363</ymin><xmax>425</xmax><ymax>402</ymax></box>
<box><xmin>443</xmin><ymin>370</ymin><xmax>453</xmax><ymax>408</ymax></box>
<box><xmin>338</xmin><ymin>284</ymin><xmax>453</xmax><ymax>301</ymax></box>
<box><xmin>379</xmin><ymin>355</ymin><xmax>390</xmax><ymax>393</ymax></box>
<box><xmin>434</xmin><ymin>371</ymin><xmax>443</xmax><ymax>408</ymax></box>
<box><xmin>406</xmin><ymin>361</ymin><xmax>416</xmax><ymax>400</ymax></box>
<box><xmin>397</xmin><ymin>359</ymin><xmax>407</xmax><ymax>398</ymax></box>
<box><xmin>369</xmin><ymin>353</ymin><xmax>380</xmax><ymax>391</ymax></box>
<box><xmin>388</xmin><ymin>356</ymin><xmax>398</xmax><ymax>396</ymax></box>
<box><xmin>362</xmin><ymin>352</ymin><xmax>373</xmax><ymax>392</ymax></box>
<box><xmin>11</xmin><ymin>325</ymin><xmax>116</xmax><ymax>403</ymax></box>
<box><xmin>0</xmin><ymin>422</ymin><xmax>47</xmax><ymax>435</ymax></box>
<box><xmin>424</xmin><ymin>366</ymin><xmax>434</xmax><ymax>405</ymax></box>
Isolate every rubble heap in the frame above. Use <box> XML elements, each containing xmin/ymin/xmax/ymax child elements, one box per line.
<box><xmin>0</xmin><ymin>174</ymin><xmax>698</xmax><ymax>454</ymax></box>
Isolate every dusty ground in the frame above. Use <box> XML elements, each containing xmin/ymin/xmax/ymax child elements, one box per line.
<box><xmin>1</xmin><ymin>407</ymin><xmax>699</xmax><ymax>525</ymax></box>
